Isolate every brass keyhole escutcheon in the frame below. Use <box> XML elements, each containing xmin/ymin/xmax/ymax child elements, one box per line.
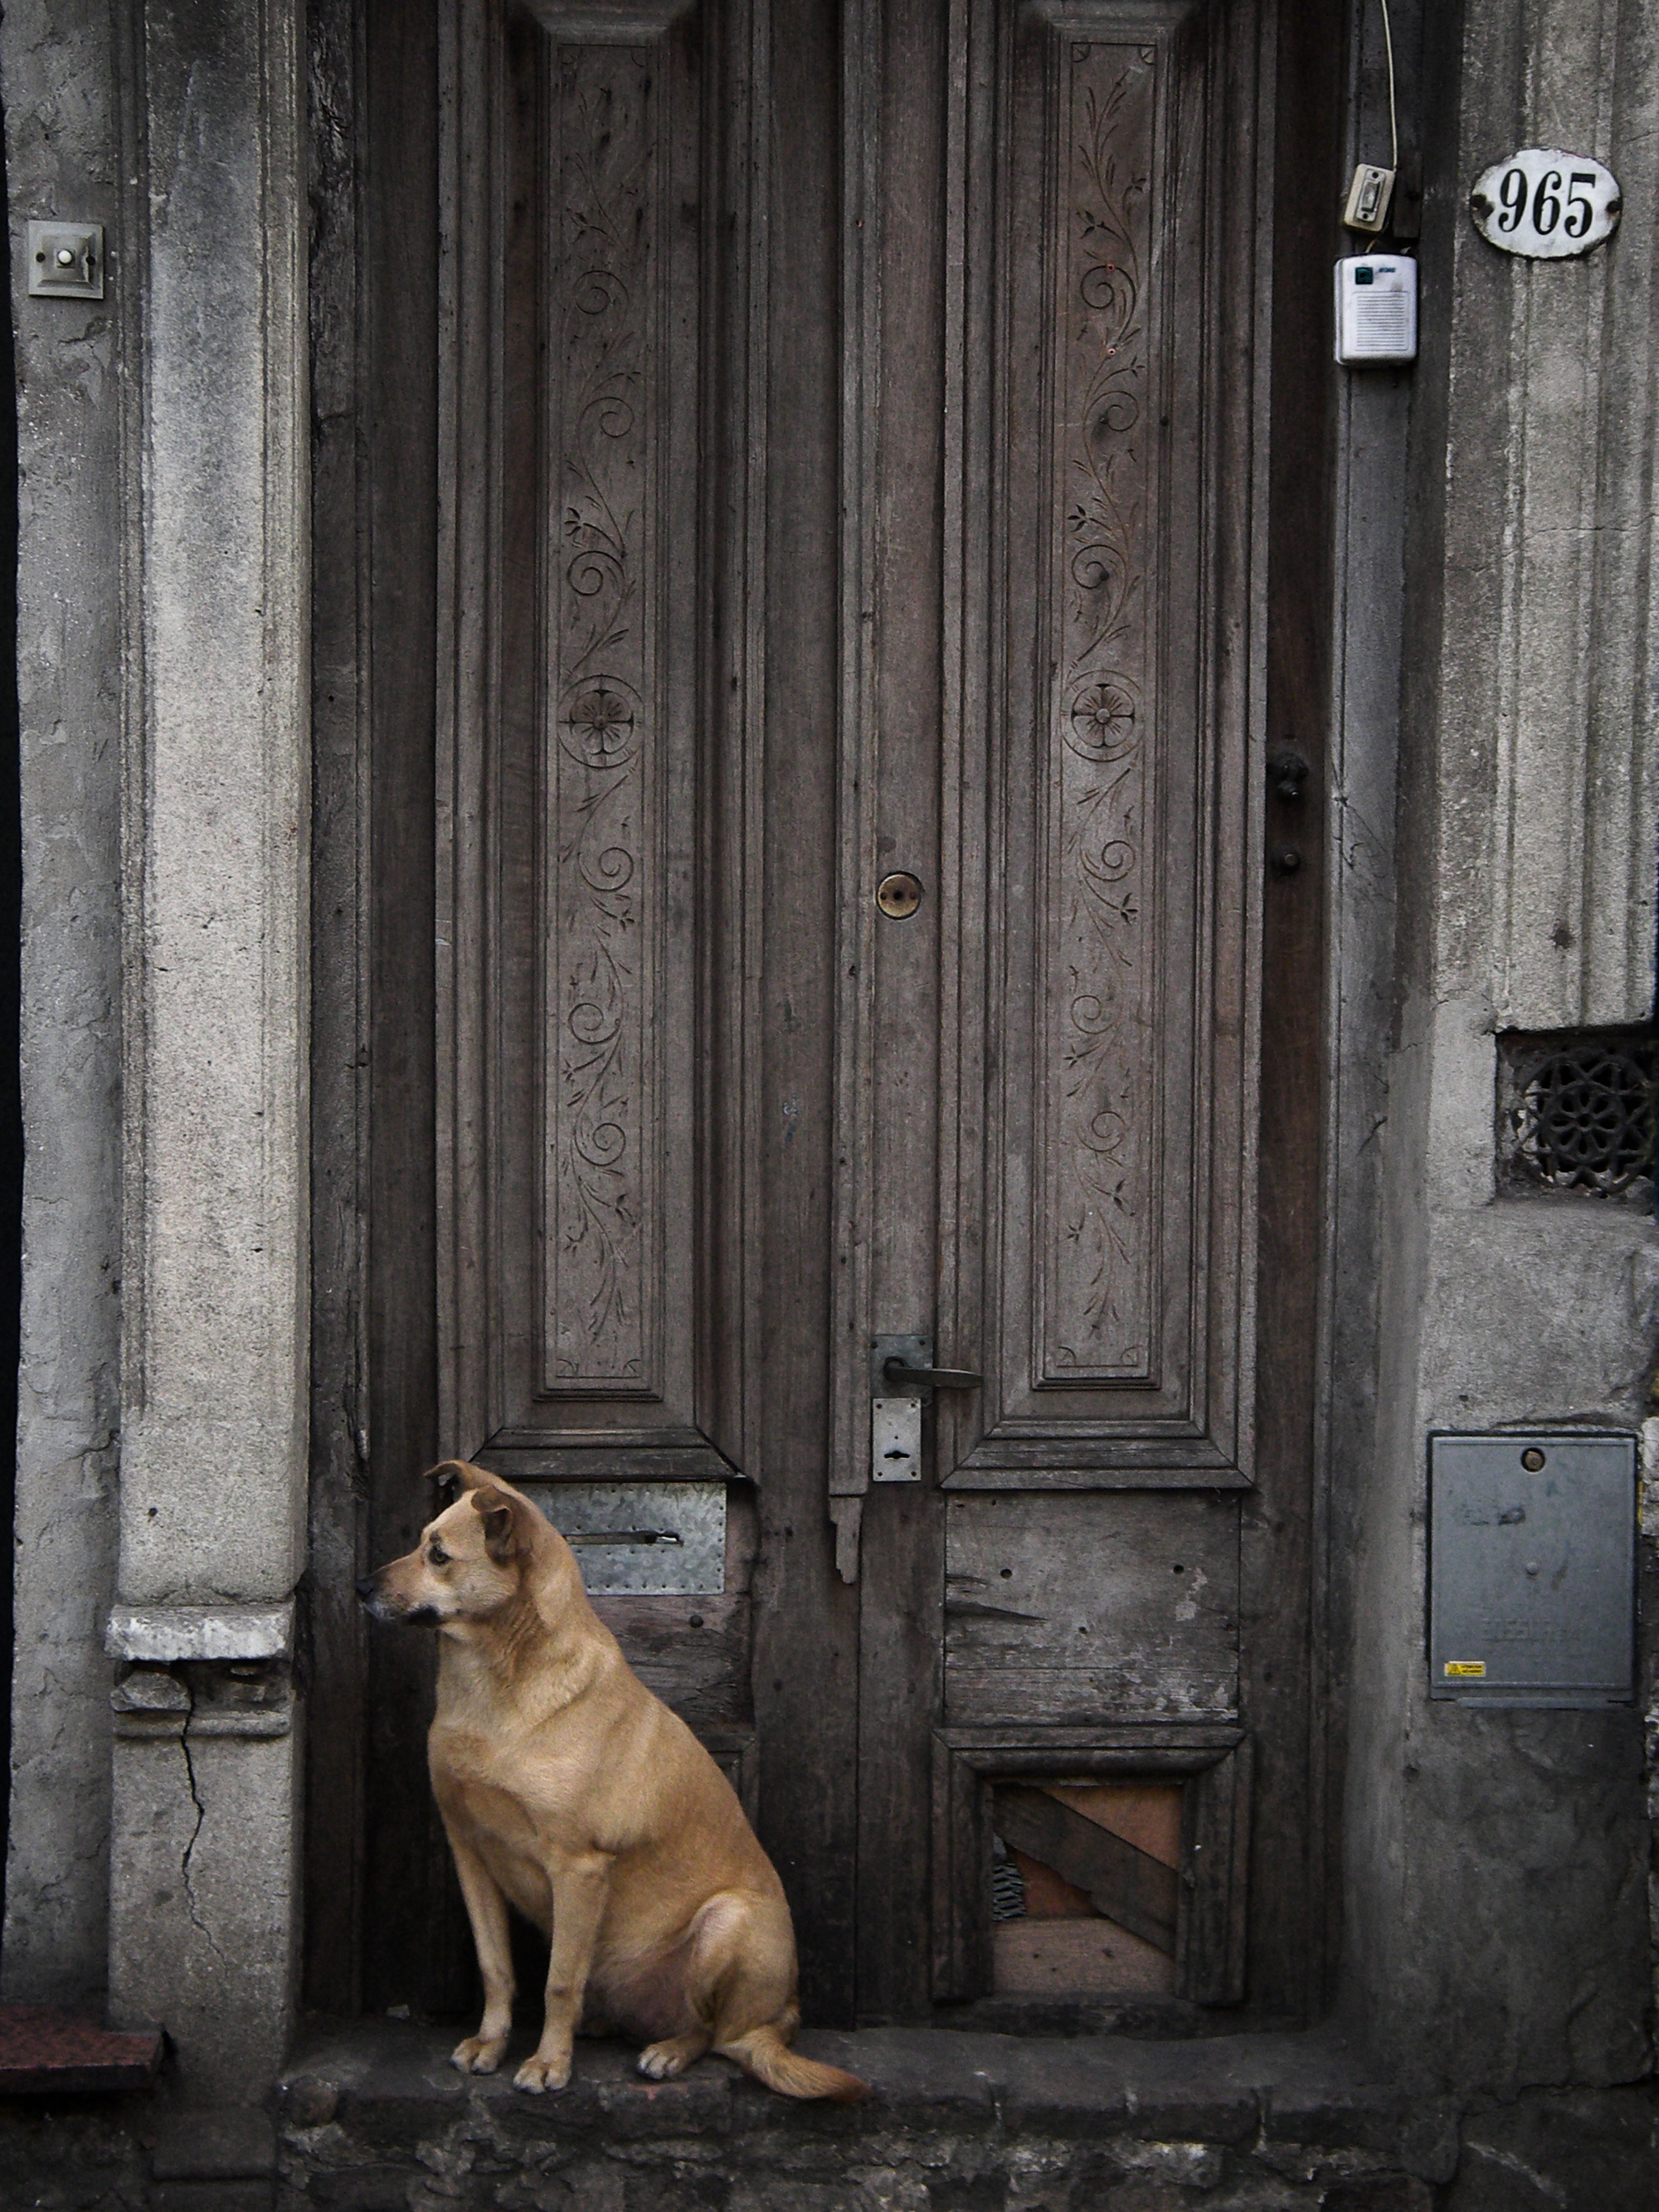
<box><xmin>876</xmin><ymin>871</ymin><xmax>923</xmax><ymax>919</ymax></box>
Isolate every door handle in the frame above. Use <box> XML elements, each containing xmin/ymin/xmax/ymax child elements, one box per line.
<box><xmin>881</xmin><ymin>1359</ymin><xmax>982</xmax><ymax>1393</ymax></box>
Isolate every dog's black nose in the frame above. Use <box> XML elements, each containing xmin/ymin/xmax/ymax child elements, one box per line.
<box><xmin>355</xmin><ymin>1577</ymin><xmax>377</xmax><ymax>1602</ymax></box>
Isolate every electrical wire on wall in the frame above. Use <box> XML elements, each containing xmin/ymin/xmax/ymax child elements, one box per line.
<box><xmin>1342</xmin><ymin>0</ymin><xmax>1413</xmax><ymax>243</ymax></box>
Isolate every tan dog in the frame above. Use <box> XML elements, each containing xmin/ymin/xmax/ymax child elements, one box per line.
<box><xmin>358</xmin><ymin>1460</ymin><xmax>865</xmax><ymax>2102</ymax></box>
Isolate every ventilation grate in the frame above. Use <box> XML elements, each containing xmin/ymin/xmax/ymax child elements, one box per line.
<box><xmin>1497</xmin><ymin>1028</ymin><xmax>1657</xmax><ymax>1202</ymax></box>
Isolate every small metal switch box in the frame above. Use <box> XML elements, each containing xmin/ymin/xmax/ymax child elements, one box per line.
<box><xmin>1429</xmin><ymin>1432</ymin><xmax>1635</xmax><ymax>1707</ymax></box>
<box><xmin>27</xmin><ymin>222</ymin><xmax>105</xmax><ymax>299</ymax></box>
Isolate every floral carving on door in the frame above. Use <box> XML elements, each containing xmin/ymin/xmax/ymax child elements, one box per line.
<box><xmin>547</xmin><ymin>49</ymin><xmax>659</xmax><ymax>1390</ymax></box>
<box><xmin>1045</xmin><ymin>47</ymin><xmax>1156</xmax><ymax>1382</ymax></box>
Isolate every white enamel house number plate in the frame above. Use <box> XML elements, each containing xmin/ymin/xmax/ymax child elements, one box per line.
<box><xmin>1470</xmin><ymin>150</ymin><xmax>1620</xmax><ymax>259</ymax></box>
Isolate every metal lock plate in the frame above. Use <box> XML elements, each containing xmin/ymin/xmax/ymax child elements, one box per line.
<box><xmin>1428</xmin><ymin>1432</ymin><xmax>1635</xmax><ymax>1706</ymax></box>
<box><xmin>521</xmin><ymin>1480</ymin><xmax>725</xmax><ymax>1594</ymax></box>
<box><xmin>871</xmin><ymin>1334</ymin><xmax>928</xmax><ymax>1483</ymax></box>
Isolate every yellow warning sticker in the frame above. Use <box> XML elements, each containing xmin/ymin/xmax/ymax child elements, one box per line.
<box><xmin>1443</xmin><ymin>1660</ymin><xmax>1486</xmax><ymax>1678</ymax></box>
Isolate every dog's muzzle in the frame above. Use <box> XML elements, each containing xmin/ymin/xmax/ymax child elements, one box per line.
<box><xmin>357</xmin><ymin>1576</ymin><xmax>440</xmax><ymax>1627</ymax></box>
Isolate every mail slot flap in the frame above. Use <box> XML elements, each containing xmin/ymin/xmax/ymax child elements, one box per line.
<box><xmin>522</xmin><ymin>1480</ymin><xmax>726</xmax><ymax>1595</ymax></box>
<box><xmin>1428</xmin><ymin>1432</ymin><xmax>1635</xmax><ymax>1705</ymax></box>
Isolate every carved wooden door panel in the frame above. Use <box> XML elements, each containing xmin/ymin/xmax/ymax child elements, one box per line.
<box><xmin>354</xmin><ymin>0</ymin><xmax>1329</xmax><ymax>2025</ymax></box>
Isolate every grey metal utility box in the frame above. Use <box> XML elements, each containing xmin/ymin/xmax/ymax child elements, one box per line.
<box><xmin>1428</xmin><ymin>1432</ymin><xmax>1636</xmax><ymax>1708</ymax></box>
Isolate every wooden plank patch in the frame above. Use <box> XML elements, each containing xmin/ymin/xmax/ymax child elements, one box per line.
<box><xmin>995</xmin><ymin>1786</ymin><xmax>1179</xmax><ymax>1955</ymax></box>
<box><xmin>944</xmin><ymin>1494</ymin><xmax>1238</xmax><ymax>1723</ymax></box>
<box><xmin>992</xmin><ymin>1918</ymin><xmax>1174</xmax><ymax>1997</ymax></box>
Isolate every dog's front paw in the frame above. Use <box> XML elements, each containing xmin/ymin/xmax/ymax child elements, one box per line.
<box><xmin>514</xmin><ymin>2051</ymin><xmax>572</xmax><ymax>2094</ymax></box>
<box><xmin>450</xmin><ymin>2035</ymin><xmax>507</xmax><ymax>2075</ymax></box>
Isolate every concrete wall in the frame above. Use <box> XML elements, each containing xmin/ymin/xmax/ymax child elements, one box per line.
<box><xmin>0</xmin><ymin>0</ymin><xmax>125</xmax><ymax>2008</ymax></box>
<box><xmin>1342</xmin><ymin>0</ymin><xmax>1659</xmax><ymax>2097</ymax></box>
<box><xmin>1</xmin><ymin>0</ymin><xmax>310</xmax><ymax>2101</ymax></box>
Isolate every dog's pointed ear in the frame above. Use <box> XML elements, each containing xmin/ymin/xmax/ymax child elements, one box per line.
<box><xmin>427</xmin><ymin>1459</ymin><xmax>483</xmax><ymax>1514</ymax></box>
<box><xmin>472</xmin><ymin>1486</ymin><xmax>522</xmax><ymax>1563</ymax></box>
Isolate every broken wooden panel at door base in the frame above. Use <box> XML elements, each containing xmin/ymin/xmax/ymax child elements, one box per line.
<box><xmin>933</xmin><ymin>1728</ymin><xmax>1250</xmax><ymax>2007</ymax></box>
<box><xmin>991</xmin><ymin>1780</ymin><xmax>1182</xmax><ymax>1997</ymax></box>
<box><xmin>995</xmin><ymin>1784</ymin><xmax>1179</xmax><ymax>1950</ymax></box>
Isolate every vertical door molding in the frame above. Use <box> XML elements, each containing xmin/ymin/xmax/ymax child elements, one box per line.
<box><xmin>436</xmin><ymin>0</ymin><xmax>766</xmax><ymax>1477</ymax></box>
<box><xmin>827</xmin><ymin>0</ymin><xmax>885</xmax><ymax>1580</ymax></box>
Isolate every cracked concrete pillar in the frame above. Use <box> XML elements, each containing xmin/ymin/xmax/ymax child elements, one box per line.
<box><xmin>107</xmin><ymin>1611</ymin><xmax>300</xmax><ymax>2101</ymax></box>
<box><xmin>104</xmin><ymin>0</ymin><xmax>309</xmax><ymax>2102</ymax></box>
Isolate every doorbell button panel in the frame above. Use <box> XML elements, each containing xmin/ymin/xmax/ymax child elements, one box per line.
<box><xmin>1428</xmin><ymin>1432</ymin><xmax>1635</xmax><ymax>1707</ymax></box>
<box><xmin>27</xmin><ymin>221</ymin><xmax>105</xmax><ymax>299</ymax></box>
<box><xmin>1343</xmin><ymin>162</ymin><xmax>1395</xmax><ymax>233</ymax></box>
<box><xmin>1335</xmin><ymin>255</ymin><xmax>1417</xmax><ymax>364</ymax></box>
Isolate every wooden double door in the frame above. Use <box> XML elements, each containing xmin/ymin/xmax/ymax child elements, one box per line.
<box><xmin>334</xmin><ymin>0</ymin><xmax>1337</xmax><ymax>2030</ymax></box>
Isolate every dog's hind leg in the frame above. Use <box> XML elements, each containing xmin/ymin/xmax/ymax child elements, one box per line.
<box><xmin>635</xmin><ymin>1894</ymin><xmax>749</xmax><ymax>2082</ymax></box>
<box><xmin>446</xmin><ymin>1836</ymin><xmax>515</xmax><ymax>2075</ymax></box>
<box><xmin>638</xmin><ymin>2029</ymin><xmax>713</xmax><ymax>2080</ymax></box>
<box><xmin>701</xmin><ymin>1894</ymin><xmax>867</xmax><ymax>2103</ymax></box>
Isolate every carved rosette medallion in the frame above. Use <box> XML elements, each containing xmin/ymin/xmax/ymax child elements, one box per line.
<box><xmin>545</xmin><ymin>46</ymin><xmax>660</xmax><ymax>1391</ymax></box>
<box><xmin>1041</xmin><ymin>42</ymin><xmax>1156</xmax><ymax>1384</ymax></box>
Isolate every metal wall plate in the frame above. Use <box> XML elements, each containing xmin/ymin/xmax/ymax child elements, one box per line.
<box><xmin>1428</xmin><ymin>1432</ymin><xmax>1635</xmax><ymax>1706</ymax></box>
<box><xmin>521</xmin><ymin>1480</ymin><xmax>725</xmax><ymax>1595</ymax></box>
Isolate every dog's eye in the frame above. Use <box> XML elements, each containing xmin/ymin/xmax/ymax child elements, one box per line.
<box><xmin>428</xmin><ymin>1544</ymin><xmax>450</xmax><ymax>1567</ymax></box>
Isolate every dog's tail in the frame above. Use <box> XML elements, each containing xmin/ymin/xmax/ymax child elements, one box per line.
<box><xmin>720</xmin><ymin>2023</ymin><xmax>868</xmax><ymax>2103</ymax></box>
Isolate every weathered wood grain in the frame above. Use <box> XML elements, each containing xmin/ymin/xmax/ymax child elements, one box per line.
<box><xmin>592</xmin><ymin>1595</ymin><xmax>752</xmax><ymax>1731</ymax></box>
<box><xmin>943</xmin><ymin>1494</ymin><xmax>1239</xmax><ymax>1724</ymax></box>
<box><xmin>1247</xmin><ymin>0</ymin><xmax>1342</xmax><ymax>2019</ymax></box>
<box><xmin>358</xmin><ymin>0</ymin><xmax>466</xmax><ymax>2019</ymax></box>
<box><xmin>750</xmin><ymin>0</ymin><xmax>862</xmax><ymax>2024</ymax></box>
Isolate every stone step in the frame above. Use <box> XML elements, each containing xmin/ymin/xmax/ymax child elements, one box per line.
<box><xmin>274</xmin><ymin>2017</ymin><xmax>1458</xmax><ymax>2210</ymax></box>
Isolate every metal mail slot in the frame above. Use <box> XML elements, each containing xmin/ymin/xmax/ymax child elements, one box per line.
<box><xmin>1428</xmin><ymin>1432</ymin><xmax>1635</xmax><ymax>1708</ymax></box>
<box><xmin>521</xmin><ymin>1480</ymin><xmax>725</xmax><ymax>1596</ymax></box>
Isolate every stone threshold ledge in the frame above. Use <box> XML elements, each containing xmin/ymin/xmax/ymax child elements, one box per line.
<box><xmin>273</xmin><ymin>2017</ymin><xmax>1462</xmax><ymax>2210</ymax></box>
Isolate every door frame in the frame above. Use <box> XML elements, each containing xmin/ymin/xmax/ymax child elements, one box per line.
<box><xmin>303</xmin><ymin>0</ymin><xmax>1345</xmax><ymax>2029</ymax></box>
